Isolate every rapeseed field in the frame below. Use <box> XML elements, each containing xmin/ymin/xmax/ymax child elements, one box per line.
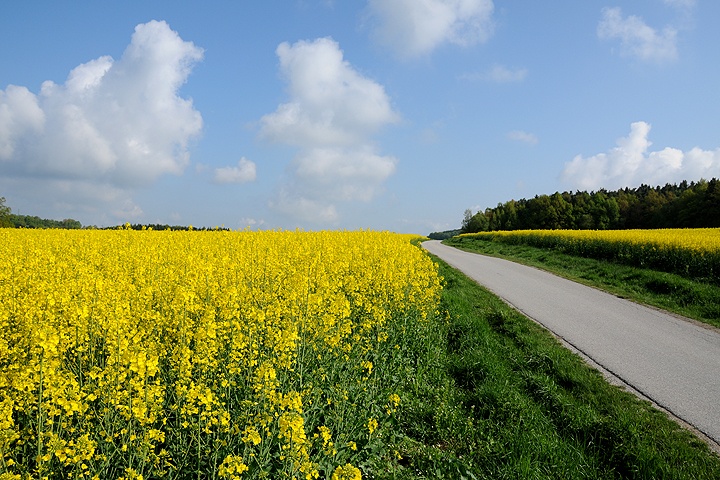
<box><xmin>459</xmin><ymin>228</ymin><xmax>720</xmax><ymax>281</ymax></box>
<box><xmin>0</xmin><ymin>229</ymin><xmax>441</xmax><ymax>479</ymax></box>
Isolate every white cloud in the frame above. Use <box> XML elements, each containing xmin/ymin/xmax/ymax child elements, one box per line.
<box><xmin>270</xmin><ymin>188</ymin><xmax>340</xmax><ymax>224</ymax></box>
<box><xmin>366</xmin><ymin>0</ymin><xmax>495</xmax><ymax>58</ymax></box>
<box><xmin>461</xmin><ymin>64</ymin><xmax>527</xmax><ymax>83</ymax></box>
<box><xmin>112</xmin><ymin>199</ymin><xmax>144</xmax><ymax>219</ymax></box>
<box><xmin>261</xmin><ymin>38</ymin><xmax>398</xmax><ymax>147</ymax></box>
<box><xmin>294</xmin><ymin>147</ymin><xmax>396</xmax><ymax>202</ymax></box>
<box><xmin>561</xmin><ymin>122</ymin><xmax>720</xmax><ymax>191</ymax></box>
<box><xmin>507</xmin><ymin>130</ymin><xmax>538</xmax><ymax>145</ymax></box>
<box><xmin>260</xmin><ymin>38</ymin><xmax>399</xmax><ymax>223</ymax></box>
<box><xmin>213</xmin><ymin>157</ymin><xmax>257</xmax><ymax>184</ymax></box>
<box><xmin>0</xmin><ymin>85</ymin><xmax>45</xmax><ymax>159</ymax></box>
<box><xmin>0</xmin><ymin>20</ymin><xmax>203</xmax><ymax>221</ymax></box>
<box><xmin>663</xmin><ymin>0</ymin><xmax>695</xmax><ymax>9</ymax></box>
<box><xmin>0</xmin><ymin>176</ymin><xmax>144</xmax><ymax>226</ymax></box>
<box><xmin>239</xmin><ymin>217</ymin><xmax>265</xmax><ymax>229</ymax></box>
<box><xmin>598</xmin><ymin>7</ymin><xmax>678</xmax><ymax>63</ymax></box>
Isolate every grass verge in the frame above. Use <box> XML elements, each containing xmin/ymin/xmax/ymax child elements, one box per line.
<box><xmin>444</xmin><ymin>236</ymin><xmax>720</xmax><ymax>330</ymax></box>
<box><xmin>382</xmin><ymin>255</ymin><xmax>720</xmax><ymax>479</ymax></box>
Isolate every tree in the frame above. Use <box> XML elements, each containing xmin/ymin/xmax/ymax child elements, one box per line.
<box><xmin>498</xmin><ymin>200</ymin><xmax>519</xmax><ymax>230</ymax></box>
<box><xmin>703</xmin><ymin>178</ymin><xmax>720</xmax><ymax>227</ymax></box>
<box><xmin>462</xmin><ymin>178</ymin><xmax>720</xmax><ymax>232</ymax></box>
<box><xmin>461</xmin><ymin>209</ymin><xmax>474</xmax><ymax>232</ymax></box>
<box><xmin>549</xmin><ymin>192</ymin><xmax>573</xmax><ymax>229</ymax></box>
<box><xmin>461</xmin><ymin>209</ymin><xmax>489</xmax><ymax>233</ymax></box>
<box><xmin>467</xmin><ymin>211</ymin><xmax>489</xmax><ymax>232</ymax></box>
<box><xmin>0</xmin><ymin>197</ymin><xmax>11</xmax><ymax>228</ymax></box>
<box><xmin>60</xmin><ymin>218</ymin><xmax>83</xmax><ymax>229</ymax></box>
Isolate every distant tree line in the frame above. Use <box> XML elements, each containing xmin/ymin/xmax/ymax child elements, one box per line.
<box><xmin>427</xmin><ymin>229</ymin><xmax>461</xmax><ymax>240</ymax></box>
<box><xmin>0</xmin><ymin>196</ymin><xmax>83</xmax><ymax>229</ymax></box>
<box><xmin>0</xmin><ymin>197</ymin><xmax>232</xmax><ymax>231</ymax></box>
<box><xmin>8</xmin><ymin>214</ymin><xmax>82</xmax><ymax>229</ymax></box>
<box><xmin>461</xmin><ymin>178</ymin><xmax>720</xmax><ymax>233</ymax></box>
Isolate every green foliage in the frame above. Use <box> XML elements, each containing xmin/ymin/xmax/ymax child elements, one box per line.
<box><xmin>0</xmin><ymin>196</ymin><xmax>12</xmax><ymax>228</ymax></box>
<box><xmin>9</xmin><ymin>214</ymin><xmax>82</xmax><ymax>229</ymax></box>
<box><xmin>427</xmin><ymin>229</ymin><xmax>461</xmax><ymax>240</ymax></box>
<box><xmin>462</xmin><ymin>179</ymin><xmax>720</xmax><ymax>232</ymax></box>
<box><xmin>386</xmin><ymin>257</ymin><xmax>720</xmax><ymax>478</ymax></box>
<box><xmin>0</xmin><ymin>196</ymin><xmax>83</xmax><ymax>228</ymax></box>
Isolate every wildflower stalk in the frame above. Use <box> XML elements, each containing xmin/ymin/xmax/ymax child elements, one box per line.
<box><xmin>36</xmin><ymin>352</ymin><xmax>44</xmax><ymax>478</ymax></box>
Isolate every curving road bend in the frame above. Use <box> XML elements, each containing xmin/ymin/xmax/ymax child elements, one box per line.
<box><xmin>422</xmin><ymin>240</ymin><xmax>720</xmax><ymax>448</ymax></box>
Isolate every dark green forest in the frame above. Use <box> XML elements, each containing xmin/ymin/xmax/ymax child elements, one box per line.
<box><xmin>437</xmin><ymin>179</ymin><xmax>720</xmax><ymax>237</ymax></box>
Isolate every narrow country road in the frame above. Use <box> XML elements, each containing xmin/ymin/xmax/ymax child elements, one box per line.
<box><xmin>422</xmin><ymin>240</ymin><xmax>720</xmax><ymax>448</ymax></box>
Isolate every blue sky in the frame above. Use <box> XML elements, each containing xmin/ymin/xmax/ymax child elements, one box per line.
<box><xmin>1</xmin><ymin>0</ymin><xmax>719</xmax><ymax>233</ymax></box>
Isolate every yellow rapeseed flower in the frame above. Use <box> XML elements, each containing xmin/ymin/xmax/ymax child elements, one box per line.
<box><xmin>332</xmin><ymin>463</ymin><xmax>362</xmax><ymax>480</ymax></box>
<box><xmin>0</xmin><ymin>229</ymin><xmax>441</xmax><ymax>478</ymax></box>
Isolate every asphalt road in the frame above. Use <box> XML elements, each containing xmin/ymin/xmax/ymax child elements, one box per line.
<box><xmin>422</xmin><ymin>240</ymin><xmax>720</xmax><ymax>447</ymax></box>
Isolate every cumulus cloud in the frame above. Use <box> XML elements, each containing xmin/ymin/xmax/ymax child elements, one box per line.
<box><xmin>294</xmin><ymin>147</ymin><xmax>396</xmax><ymax>202</ymax></box>
<box><xmin>561</xmin><ymin>122</ymin><xmax>720</xmax><ymax>191</ymax></box>
<box><xmin>0</xmin><ymin>20</ymin><xmax>203</xmax><ymax>220</ymax></box>
<box><xmin>260</xmin><ymin>38</ymin><xmax>399</xmax><ymax>223</ymax></box>
<box><xmin>239</xmin><ymin>217</ymin><xmax>265</xmax><ymax>229</ymax></box>
<box><xmin>112</xmin><ymin>199</ymin><xmax>144</xmax><ymax>219</ymax></box>
<box><xmin>663</xmin><ymin>0</ymin><xmax>695</xmax><ymax>9</ymax></box>
<box><xmin>460</xmin><ymin>64</ymin><xmax>527</xmax><ymax>83</ymax></box>
<box><xmin>366</xmin><ymin>0</ymin><xmax>495</xmax><ymax>58</ymax></box>
<box><xmin>261</xmin><ymin>38</ymin><xmax>398</xmax><ymax>146</ymax></box>
<box><xmin>213</xmin><ymin>157</ymin><xmax>257</xmax><ymax>184</ymax></box>
<box><xmin>271</xmin><ymin>189</ymin><xmax>340</xmax><ymax>224</ymax></box>
<box><xmin>507</xmin><ymin>130</ymin><xmax>538</xmax><ymax>145</ymax></box>
<box><xmin>598</xmin><ymin>7</ymin><xmax>678</xmax><ymax>63</ymax></box>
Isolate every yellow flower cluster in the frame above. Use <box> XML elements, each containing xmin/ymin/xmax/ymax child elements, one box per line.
<box><xmin>461</xmin><ymin>228</ymin><xmax>720</xmax><ymax>280</ymax></box>
<box><xmin>331</xmin><ymin>463</ymin><xmax>362</xmax><ymax>480</ymax></box>
<box><xmin>0</xmin><ymin>229</ymin><xmax>441</xmax><ymax>479</ymax></box>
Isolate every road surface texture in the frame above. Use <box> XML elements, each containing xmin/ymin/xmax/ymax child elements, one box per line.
<box><xmin>422</xmin><ymin>240</ymin><xmax>720</xmax><ymax>449</ymax></box>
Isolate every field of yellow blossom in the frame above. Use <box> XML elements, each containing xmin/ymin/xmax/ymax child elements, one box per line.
<box><xmin>457</xmin><ymin>228</ymin><xmax>720</xmax><ymax>282</ymax></box>
<box><xmin>0</xmin><ymin>229</ymin><xmax>441</xmax><ymax>479</ymax></box>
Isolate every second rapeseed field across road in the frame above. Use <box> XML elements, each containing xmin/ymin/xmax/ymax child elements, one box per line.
<box><xmin>458</xmin><ymin>228</ymin><xmax>720</xmax><ymax>282</ymax></box>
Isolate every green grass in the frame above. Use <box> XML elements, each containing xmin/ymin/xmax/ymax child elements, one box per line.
<box><xmin>445</xmin><ymin>236</ymin><xmax>720</xmax><ymax>330</ymax></box>
<box><xmin>380</xmin><ymin>255</ymin><xmax>720</xmax><ymax>479</ymax></box>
